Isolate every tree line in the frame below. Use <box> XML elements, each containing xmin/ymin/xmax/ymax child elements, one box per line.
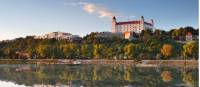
<box><xmin>0</xmin><ymin>26</ymin><xmax>198</xmax><ymax>60</ymax></box>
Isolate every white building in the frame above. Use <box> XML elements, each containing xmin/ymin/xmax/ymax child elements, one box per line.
<box><xmin>34</xmin><ymin>31</ymin><xmax>81</xmax><ymax>40</ymax></box>
<box><xmin>185</xmin><ymin>32</ymin><xmax>193</xmax><ymax>41</ymax></box>
<box><xmin>112</xmin><ymin>16</ymin><xmax>154</xmax><ymax>33</ymax></box>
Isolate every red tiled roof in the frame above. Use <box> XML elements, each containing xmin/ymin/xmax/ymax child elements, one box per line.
<box><xmin>144</xmin><ymin>22</ymin><xmax>153</xmax><ymax>26</ymax></box>
<box><xmin>116</xmin><ymin>21</ymin><xmax>141</xmax><ymax>25</ymax></box>
<box><xmin>186</xmin><ymin>32</ymin><xmax>192</xmax><ymax>36</ymax></box>
<box><xmin>116</xmin><ymin>21</ymin><xmax>153</xmax><ymax>26</ymax></box>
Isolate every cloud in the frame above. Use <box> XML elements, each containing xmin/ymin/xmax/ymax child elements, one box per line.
<box><xmin>83</xmin><ymin>3</ymin><xmax>95</xmax><ymax>13</ymax></box>
<box><xmin>67</xmin><ymin>1</ymin><xmax>134</xmax><ymax>19</ymax></box>
<box><xmin>78</xmin><ymin>2</ymin><xmax>114</xmax><ymax>18</ymax></box>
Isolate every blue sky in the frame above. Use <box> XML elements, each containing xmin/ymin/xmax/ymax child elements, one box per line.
<box><xmin>0</xmin><ymin>0</ymin><xmax>198</xmax><ymax>40</ymax></box>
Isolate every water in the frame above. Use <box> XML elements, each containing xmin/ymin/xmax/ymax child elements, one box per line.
<box><xmin>0</xmin><ymin>64</ymin><xmax>198</xmax><ymax>87</ymax></box>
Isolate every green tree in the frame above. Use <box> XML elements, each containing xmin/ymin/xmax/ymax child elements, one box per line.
<box><xmin>93</xmin><ymin>44</ymin><xmax>106</xmax><ymax>59</ymax></box>
<box><xmin>123</xmin><ymin>43</ymin><xmax>141</xmax><ymax>60</ymax></box>
<box><xmin>104</xmin><ymin>46</ymin><xmax>115</xmax><ymax>59</ymax></box>
<box><xmin>62</xmin><ymin>44</ymin><xmax>79</xmax><ymax>59</ymax></box>
<box><xmin>35</xmin><ymin>45</ymin><xmax>48</xmax><ymax>58</ymax></box>
<box><xmin>171</xmin><ymin>29</ymin><xmax>181</xmax><ymax>40</ymax></box>
<box><xmin>113</xmin><ymin>44</ymin><xmax>125</xmax><ymax>59</ymax></box>
<box><xmin>80</xmin><ymin>44</ymin><xmax>93</xmax><ymax>59</ymax></box>
<box><xmin>140</xmin><ymin>29</ymin><xmax>153</xmax><ymax>41</ymax></box>
<box><xmin>145</xmin><ymin>37</ymin><xmax>161</xmax><ymax>59</ymax></box>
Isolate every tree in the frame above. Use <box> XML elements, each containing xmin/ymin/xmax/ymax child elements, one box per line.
<box><xmin>104</xmin><ymin>47</ymin><xmax>114</xmax><ymax>59</ymax></box>
<box><xmin>35</xmin><ymin>45</ymin><xmax>48</xmax><ymax>58</ymax></box>
<box><xmin>161</xmin><ymin>44</ymin><xmax>173</xmax><ymax>58</ymax></box>
<box><xmin>123</xmin><ymin>43</ymin><xmax>141</xmax><ymax>60</ymax></box>
<box><xmin>80</xmin><ymin>44</ymin><xmax>93</xmax><ymax>59</ymax></box>
<box><xmin>183</xmin><ymin>41</ymin><xmax>198</xmax><ymax>59</ymax></box>
<box><xmin>194</xmin><ymin>29</ymin><xmax>199</xmax><ymax>36</ymax></box>
<box><xmin>113</xmin><ymin>44</ymin><xmax>124</xmax><ymax>59</ymax></box>
<box><xmin>160</xmin><ymin>30</ymin><xmax>168</xmax><ymax>36</ymax></box>
<box><xmin>182</xmin><ymin>71</ymin><xmax>198</xmax><ymax>86</ymax></box>
<box><xmin>145</xmin><ymin>37</ymin><xmax>161</xmax><ymax>59</ymax></box>
<box><xmin>154</xmin><ymin>29</ymin><xmax>161</xmax><ymax>36</ymax></box>
<box><xmin>161</xmin><ymin>71</ymin><xmax>172</xmax><ymax>82</ymax></box>
<box><xmin>93</xmin><ymin>44</ymin><xmax>106</xmax><ymax>59</ymax></box>
<box><xmin>62</xmin><ymin>44</ymin><xmax>79</xmax><ymax>59</ymax></box>
<box><xmin>184</xmin><ymin>26</ymin><xmax>196</xmax><ymax>35</ymax></box>
<box><xmin>140</xmin><ymin>29</ymin><xmax>153</xmax><ymax>41</ymax></box>
<box><xmin>171</xmin><ymin>29</ymin><xmax>181</xmax><ymax>40</ymax></box>
<box><xmin>50</xmin><ymin>46</ymin><xmax>64</xmax><ymax>59</ymax></box>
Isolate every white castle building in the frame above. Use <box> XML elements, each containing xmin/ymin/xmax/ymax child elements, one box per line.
<box><xmin>112</xmin><ymin>16</ymin><xmax>154</xmax><ymax>33</ymax></box>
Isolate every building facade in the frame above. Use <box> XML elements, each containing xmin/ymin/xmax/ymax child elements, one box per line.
<box><xmin>112</xmin><ymin>16</ymin><xmax>154</xmax><ymax>33</ymax></box>
<box><xmin>95</xmin><ymin>32</ymin><xmax>124</xmax><ymax>38</ymax></box>
<box><xmin>34</xmin><ymin>31</ymin><xmax>81</xmax><ymax>40</ymax></box>
<box><xmin>186</xmin><ymin>32</ymin><xmax>193</xmax><ymax>41</ymax></box>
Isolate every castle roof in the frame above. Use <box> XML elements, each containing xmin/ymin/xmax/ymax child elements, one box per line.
<box><xmin>116</xmin><ymin>21</ymin><xmax>141</xmax><ymax>25</ymax></box>
<box><xmin>186</xmin><ymin>32</ymin><xmax>192</xmax><ymax>36</ymax></box>
<box><xmin>116</xmin><ymin>21</ymin><xmax>153</xmax><ymax>26</ymax></box>
<box><xmin>144</xmin><ymin>22</ymin><xmax>153</xmax><ymax>26</ymax></box>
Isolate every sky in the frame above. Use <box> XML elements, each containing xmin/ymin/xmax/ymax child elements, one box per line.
<box><xmin>0</xmin><ymin>0</ymin><xmax>198</xmax><ymax>40</ymax></box>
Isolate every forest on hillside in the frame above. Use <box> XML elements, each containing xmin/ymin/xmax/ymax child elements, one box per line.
<box><xmin>0</xmin><ymin>26</ymin><xmax>198</xmax><ymax>60</ymax></box>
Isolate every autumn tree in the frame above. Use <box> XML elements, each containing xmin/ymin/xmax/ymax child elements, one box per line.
<box><xmin>183</xmin><ymin>41</ymin><xmax>198</xmax><ymax>59</ymax></box>
<box><xmin>161</xmin><ymin>71</ymin><xmax>172</xmax><ymax>82</ymax></box>
<box><xmin>161</xmin><ymin>44</ymin><xmax>173</xmax><ymax>58</ymax></box>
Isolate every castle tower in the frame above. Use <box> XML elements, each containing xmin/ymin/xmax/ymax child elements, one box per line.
<box><xmin>140</xmin><ymin>16</ymin><xmax>144</xmax><ymax>33</ymax></box>
<box><xmin>151</xmin><ymin>19</ymin><xmax>154</xmax><ymax>31</ymax></box>
<box><xmin>141</xmin><ymin>16</ymin><xmax>144</xmax><ymax>22</ymax></box>
<box><xmin>151</xmin><ymin>19</ymin><xmax>154</xmax><ymax>25</ymax></box>
<box><xmin>112</xmin><ymin>16</ymin><xmax>116</xmax><ymax>33</ymax></box>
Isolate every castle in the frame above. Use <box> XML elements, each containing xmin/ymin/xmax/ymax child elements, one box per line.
<box><xmin>112</xmin><ymin>16</ymin><xmax>154</xmax><ymax>33</ymax></box>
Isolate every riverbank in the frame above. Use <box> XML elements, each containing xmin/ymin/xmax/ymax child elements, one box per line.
<box><xmin>0</xmin><ymin>59</ymin><xmax>198</xmax><ymax>67</ymax></box>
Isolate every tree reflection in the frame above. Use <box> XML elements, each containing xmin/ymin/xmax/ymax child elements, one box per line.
<box><xmin>0</xmin><ymin>64</ymin><xmax>197</xmax><ymax>87</ymax></box>
<box><xmin>161</xmin><ymin>71</ymin><xmax>172</xmax><ymax>82</ymax></box>
<box><xmin>182</xmin><ymin>69</ymin><xmax>198</xmax><ymax>87</ymax></box>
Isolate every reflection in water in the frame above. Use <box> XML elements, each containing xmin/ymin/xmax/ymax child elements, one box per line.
<box><xmin>0</xmin><ymin>64</ymin><xmax>198</xmax><ymax>87</ymax></box>
<box><xmin>161</xmin><ymin>71</ymin><xmax>172</xmax><ymax>82</ymax></box>
<box><xmin>0</xmin><ymin>81</ymin><xmax>26</xmax><ymax>87</ymax></box>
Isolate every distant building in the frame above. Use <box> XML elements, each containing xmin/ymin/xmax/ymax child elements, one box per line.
<box><xmin>112</xmin><ymin>16</ymin><xmax>154</xmax><ymax>34</ymax></box>
<box><xmin>186</xmin><ymin>32</ymin><xmax>193</xmax><ymax>41</ymax></box>
<box><xmin>34</xmin><ymin>31</ymin><xmax>81</xmax><ymax>40</ymax></box>
<box><xmin>95</xmin><ymin>32</ymin><xmax>124</xmax><ymax>38</ymax></box>
<box><xmin>69</xmin><ymin>35</ymin><xmax>83</xmax><ymax>43</ymax></box>
<box><xmin>15</xmin><ymin>51</ymin><xmax>30</xmax><ymax>59</ymax></box>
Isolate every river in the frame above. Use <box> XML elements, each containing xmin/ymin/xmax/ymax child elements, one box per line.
<box><xmin>0</xmin><ymin>64</ymin><xmax>198</xmax><ymax>87</ymax></box>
